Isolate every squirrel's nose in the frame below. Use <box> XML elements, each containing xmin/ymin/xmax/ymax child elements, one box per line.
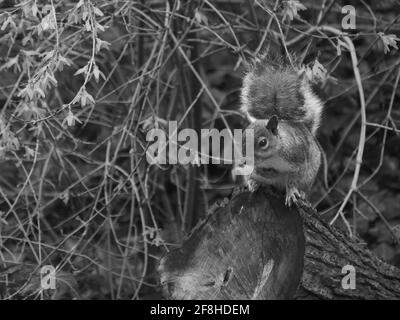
<box><xmin>236</xmin><ymin>158</ymin><xmax>246</xmax><ymax>167</ymax></box>
<box><xmin>232</xmin><ymin>159</ymin><xmax>254</xmax><ymax>177</ymax></box>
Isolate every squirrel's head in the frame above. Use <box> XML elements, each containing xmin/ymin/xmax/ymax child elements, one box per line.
<box><xmin>247</xmin><ymin>116</ymin><xmax>280</xmax><ymax>156</ymax></box>
<box><xmin>232</xmin><ymin>116</ymin><xmax>280</xmax><ymax>178</ymax></box>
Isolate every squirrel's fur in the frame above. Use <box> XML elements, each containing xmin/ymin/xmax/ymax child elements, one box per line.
<box><xmin>241</xmin><ymin>55</ymin><xmax>323</xmax><ymax>135</ymax></box>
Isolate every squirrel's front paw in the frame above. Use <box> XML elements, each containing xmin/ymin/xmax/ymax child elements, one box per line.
<box><xmin>285</xmin><ymin>187</ymin><xmax>305</xmax><ymax>207</ymax></box>
<box><xmin>247</xmin><ymin>179</ymin><xmax>260</xmax><ymax>192</ymax></box>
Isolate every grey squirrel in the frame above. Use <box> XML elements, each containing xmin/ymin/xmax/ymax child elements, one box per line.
<box><xmin>235</xmin><ymin>55</ymin><xmax>323</xmax><ymax>206</ymax></box>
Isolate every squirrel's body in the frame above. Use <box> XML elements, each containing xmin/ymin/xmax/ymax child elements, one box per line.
<box><xmin>237</xmin><ymin>55</ymin><xmax>323</xmax><ymax>205</ymax></box>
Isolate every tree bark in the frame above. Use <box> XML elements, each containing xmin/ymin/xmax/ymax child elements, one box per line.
<box><xmin>159</xmin><ymin>188</ymin><xmax>400</xmax><ymax>300</ymax></box>
<box><xmin>297</xmin><ymin>200</ymin><xmax>400</xmax><ymax>299</ymax></box>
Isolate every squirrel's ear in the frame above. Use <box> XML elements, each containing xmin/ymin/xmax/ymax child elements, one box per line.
<box><xmin>266</xmin><ymin>116</ymin><xmax>278</xmax><ymax>135</ymax></box>
<box><xmin>298</xmin><ymin>67</ymin><xmax>311</xmax><ymax>85</ymax></box>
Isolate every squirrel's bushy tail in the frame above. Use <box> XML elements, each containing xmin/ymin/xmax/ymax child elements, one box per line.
<box><xmin>241</xmin><ymin>54</ymin><xmax>323</xmax><ymax>135</ymax></box>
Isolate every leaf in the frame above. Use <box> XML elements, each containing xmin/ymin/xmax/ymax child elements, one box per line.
<box><xmin>66</xmin><ymin>110</ymin><xmax>74</xmax><ymax>126</ymax></box>
<box><xmin>59</xmin><ymin>191</ymin><xmax>69</xmax><ymax>205</ymax></box>
<box><xmin>93</xmin><ymin>7</ymin><xmax>104</xmax><ymax>17</ymax></box>
<box><xmin>283</xmin><ymin>0</ymin><xmax>306</xmax><ymax>21</ymax></box>
<box><xmin>311</xmin><ymin>60</ymin><xmax>327</xmax><ymax>83</ymax></box>
<box><xmin>1</xmin><ymin>16</ymin><xmax>10</xmax><ymax>31</ymax></box>
<box><xmin>35</xmin><ymin>86</ymin><xmax>46</xmax><ymax>98</ymax></box>
<box><xmin>41</xmin><ymin>49</ymin><xmax>55</xmax><ymax>62</ymax></box>
<box><xmin>85</xmin><ymin>19</ymin><xmax>91</xmax><ymax>31</ymax></box>
<box><xmin>0</xmin><ymin>55</ymin><xmax>19</xmax><ymax>72</ymax></box>
<box><xmin>378</xmin><ymin>33</ymin><xmax>400</xmax><ymax>54</ymax></box>
<box><xmin>22</xmin><ymin>35</ymin><xmax>33</xmax><ymax>46</ymax></box>
<box><xmin>31</xmin><ymin>2</ymin><xmax>38</xmax><ymax>18</ymax></box>
<box><xmin>92</xmin><ymin>64</ymin><xmax>105</xmax><ymax>82</ymax></box>
<box><xmin>1</xmin><ymin>15</ymin><xmax>16</xmax><ymax>31</ymax></box>
<box><xmin>68</xmin><ymin>10</ymin><xmax>80</xmax><ymax>24</ymax></box>
<box><xmin>95</xmin><ymin>21</ymin><xmax>105</xmax><ymax>32</ymax></box>
<box><xmin>392</xmin><ymin>224</ymin><xmax>400</xmax><ymax>239</ymax></box>
<box><xmin>141</xmin><ymin>116</ymin><xmax>155</xmax><ymax>130</ymax></box>
<box><xmin>92</xmin><ymin>64</ymin><xmax>100</xmax><ymax>82</ymax></box>
<box><xmin>58</xmin><ymin>55</ymin><xmax>73</xmax><ymax>71</ymax></box>
<box><xmin>46</xmin><ymin>72</ymin><xmax>58</xmax><ymax>86</ymax></box>
<box><xmin>76</xmin><ymin>0</ymin><xmax>84</xmax><ymax>8</ymax></box>
<box><xmin>82</xmin><ymin>9</ymin><xmax>88</xmax><ymax>21</ymax></box>
<box><xmin>74</xmin><ymin>65</ymin><xmax>88</xmax><ymax>76</ymax></box>
<box><xmin>194</xmin><ymin>9</ymin><xmax>208</xmax><ymax>25</ymax></box>
<box><xmin>65</xmin><ymin>110</ymin><xmax>81</xmax><ymax>127</ymax></box>
<box><xmin>40</xmin><ymin>13</ymin><xmax>57</xmax><ymax>31</ymax></box>
<box><xmin>24</xmin><ymin>146</ymin><xmax>35</xmax><ymax>158</ymax></box>
<box><xmin>18</xmin><ymin>85</ymin><xmax>34</xmax><ymax>100</ymax></box>
<box><xmin>95</xmin><ymin>39</ymin><xmax>110</xmax><ymax>53</ymax></box>
<box><xmin>80</xmin><ymin>88</ymin><xmax>95</xmax><ymax>107</ymax></box>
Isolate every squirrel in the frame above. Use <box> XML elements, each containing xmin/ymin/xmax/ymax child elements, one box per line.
<box><xmin>234</xmin><ymin>55</ymin><xmax>323</xmax><ymax>206</ymax></box>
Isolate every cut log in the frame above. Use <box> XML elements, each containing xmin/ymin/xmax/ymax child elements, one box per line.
<box><xmin>159</xmin><ymin>188</ymin><xmax>400</xmax><ymax>300</ymax></box>
<box><xmin>159</xmin><ymin>188</ymin><xmax>305</xmax><ymax>299</ymax></box>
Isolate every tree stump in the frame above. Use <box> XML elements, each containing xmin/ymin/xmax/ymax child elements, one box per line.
<box><xmin>159</xmin><ymin>188</ymin><xmax>400</xmax><ymax>300</ymax></box>
<box><xmin>159</xmin><ymin>188</ymin><xmax>305</xmax><ymax>299</ymax></box>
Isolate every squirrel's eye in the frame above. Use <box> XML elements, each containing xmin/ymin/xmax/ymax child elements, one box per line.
<box><xmin>258</xmin><ymin>137</ymin><xmax>269</xmax><ymax>149</ymax></box>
